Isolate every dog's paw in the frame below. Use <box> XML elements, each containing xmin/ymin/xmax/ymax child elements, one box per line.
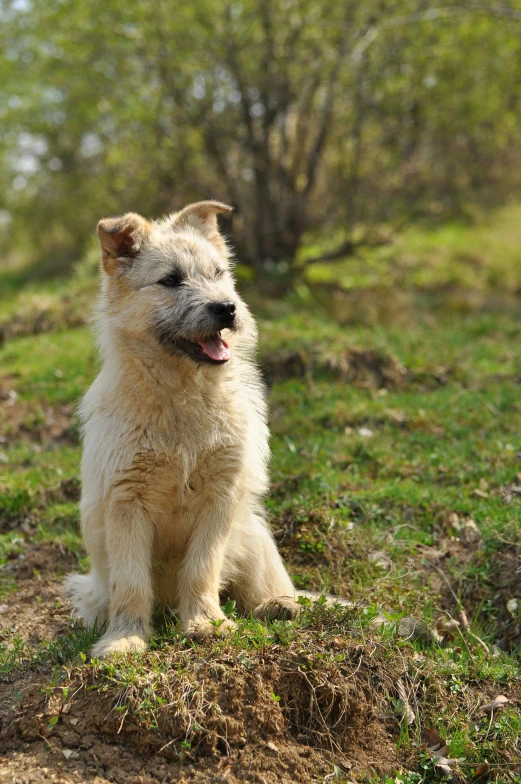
<box><xmin>91</xmin><ymin>634</ymin><xmax>148</xmax><ymax>659</ymax></box>
<box><xmin>184</xmin><ymin>616</ymin><xmax>238</xmax><ymax>642</ymax></box>
<box><xmin>253</xmin><ymin>596</ymin><xmax>300</xmax><ymax>621</ymax></box>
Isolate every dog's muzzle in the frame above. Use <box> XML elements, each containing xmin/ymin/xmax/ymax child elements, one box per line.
<box><xmin>208</xmin><ymin>301</ymin><xmax>236</xmax><ymax>329</ymax></box>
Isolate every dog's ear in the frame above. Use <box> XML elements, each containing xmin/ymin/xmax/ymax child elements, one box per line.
<box><xmin>171</xmin><ymin>200</ymin><xmax>233</xmax><ymax>256</ymax></box>
<box><xmin>97</xmin><ymin>213</ymin><xmax>151</xmax><ymax>274</ymax></box>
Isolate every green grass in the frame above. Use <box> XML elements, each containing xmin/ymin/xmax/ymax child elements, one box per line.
<box><xmin>298</xmin><ymin>202</ymin><xmax>521</xmax><ymax>294</ymax></box>
<box><xmin>0</xmin><ymin>328</ymin><xmax>97</xmax><ymax>404</ymax></box>
<box><xmin>1</xmin><ymin>208</ymin><xmax>521</xmax><ymax>781</ymax></box>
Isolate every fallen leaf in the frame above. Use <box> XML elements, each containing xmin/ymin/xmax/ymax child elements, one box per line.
<box><xmin>421</xmin><ymin>727</ymin><xmax>446</xmax><ymax>751</ymax></box>
<box><xmin>481</xmin><ymin>695</ymin><xmax>509</xmax><ymax>713</ymax></box>
<box><xmin>435</xmin><ymin>618</ymin><xmax>460</xmax><ymax>641</ymax></box>
<box><xmin>474</xmin><ymin>761</ymin><xmax>490</xmax><ymax>777</ymax></box>
<box><xmin>472</xmin><ymin>489</ymin><xmax>489</xmax><ymax>499</ymax></box>
<box><xmin>384</xmin><ymin>408</ymin><xmax>407</xmax><ymax>424</ymax></box>
<box><xmin>446</xmin><ymin>512</ymin><xmax>461</xmax><ymax>532</ymax></box>
<box><xmin>368</xmin><ymin>550</ymin><xmax>392</xmax><ymax>569</ymax></box>
<box><xmin>435</xmin><ymin>756</ymin><xmax>457</xmax><ymax>776</ymax></box>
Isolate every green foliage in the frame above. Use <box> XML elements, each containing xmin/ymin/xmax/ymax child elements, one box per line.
<box><xmin>1</xmin><ymin>1</ymin><xmax>521</xmax><ymax>267</ymax></box>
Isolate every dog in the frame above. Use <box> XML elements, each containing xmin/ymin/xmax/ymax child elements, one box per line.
<box><xmin>65</xmin><ymin>201</ymin><xmax>301</xmax><ymax>658</ymax></box>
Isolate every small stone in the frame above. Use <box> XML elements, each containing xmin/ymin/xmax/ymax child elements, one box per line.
<box><xmin>62</xmin><ymin>749</ymin><xmax>73</xmax><ymax>760</ymax></box>
<box><xmin>460</xmin><ymin>519</ymin><xmax>481</xmax><ymax>546</ymax></box>
<box><xmin>357</xmin><ymin>427</ymin><xmax>374</xmax><ymax>438</ymax></box>
<box><xmin>506</xmin><ymin>598</ymin><xmax>519</xmax><ymax>615</ymax></box>
<box><xmin>266</xmin><ymin>741</ymin><xmax>279</xmax><ymax>753</ymax></box>
<box><xmin>69</xmin><ymin>718</ymin><xmax>79</xmax><ymax>726</ymax></box>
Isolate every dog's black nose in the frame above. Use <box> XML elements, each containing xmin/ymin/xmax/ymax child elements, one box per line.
<box><xmin>209</xmin><ymin>301</ymin><xmax>236</xmax><ymax>325</ymax></box>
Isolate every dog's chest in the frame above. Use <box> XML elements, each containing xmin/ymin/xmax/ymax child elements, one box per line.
<box><xmin>140</xmin><ymin>396</ymin><xmax>245</xmax><ymax>512</ymax></box>
<box><xmin>146</xmin><ymin>442</ymin><xmax>242</xmax><ymax>567</ymax></box>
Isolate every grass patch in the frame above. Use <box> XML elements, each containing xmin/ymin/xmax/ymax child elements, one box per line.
<box><xmin>1</xmin><ymin>210</ymin><xmax>521</xmax><ymax>781</ymax></box>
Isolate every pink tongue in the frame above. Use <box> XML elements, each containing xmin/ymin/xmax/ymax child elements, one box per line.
<box><xmin>197</xmin><ymin>334</ymin><xmax>231</xmax><ymax>361</ymax></box>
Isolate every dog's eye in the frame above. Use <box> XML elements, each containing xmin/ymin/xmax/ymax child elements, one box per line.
<box><xmin>215</xmin><ymin>269</ymin><xmax>224</xmax><ymax>279</ymax></box>
<box><xmin>158</xmin><ymin>272</ymin><xmax>184</xmax><ymax>288</ymax></box>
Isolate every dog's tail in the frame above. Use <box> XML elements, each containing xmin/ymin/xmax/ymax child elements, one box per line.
<box><xmin>64</xmin><ymin>571</ymin><xmax>109</xmax><ymax>629</ymax></box>
<box><xmin>296</xmin><ymin>589</ymin><xmax>442</xmax><ymax>645</ymax></box>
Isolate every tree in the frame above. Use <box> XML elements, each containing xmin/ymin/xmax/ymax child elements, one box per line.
<box><xmin>1</xmin><ymin>0</ymin><xmax>521</xmax><ymax>272</ymax></box>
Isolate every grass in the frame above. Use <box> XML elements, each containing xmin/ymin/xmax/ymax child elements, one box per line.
<box><xmin>1</xmin><ymin>206</ymin><xmax>520</xmax><ymax>782</ymax></box>
<box><xmin>297</xmin><ymin>202</ymin><xmax>521</xmax><ymax>294</ymax></box>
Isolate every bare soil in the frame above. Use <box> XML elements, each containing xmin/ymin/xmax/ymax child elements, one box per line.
<box><xmin>0</xmin><ymin>543</ymin><xmax>75</xmax><ymax>644</ymax></box>
<box><xmin>0</xmin><ymin>395</ymin><xmax>77</xmax><ymax>449</ymax></box>
<box><xmin>0</xmin><ymin>541</ymin><xmax>403</xmax><ymax>783</ymax></box>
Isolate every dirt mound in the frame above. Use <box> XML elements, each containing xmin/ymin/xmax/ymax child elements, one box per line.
<box><xmin>2</xmin><ymin>630</ymin><xmax>400</xmax><ymax>784</ymax></box>
<box><xmin>0</xmin><ymin>539</ymin><xmax>403</xmax><ymax>782</ymax></box>
<box><xmin>261</xmin><ymin>347</ymin><xmax>411</xmax><ymax>390</ymax></box>
<box><xmin>0</xmin><ymin>291</ymin><xmax>92</xmax><ymax>347</ymax></box>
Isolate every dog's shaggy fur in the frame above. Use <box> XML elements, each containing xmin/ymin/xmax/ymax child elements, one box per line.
<box><xmin>65</xmin><ymin>201</ymin><xmax>298</xmax><ymax>658</ymax></box>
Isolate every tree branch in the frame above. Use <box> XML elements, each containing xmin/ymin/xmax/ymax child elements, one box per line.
<box><xmin>301</xmin><ymin>26</ymin><xmax>350</xmax><ymax>202</ymax></box>
<box><xmin>222</xmin><ymin>2</ymin><xmax>258</xmax><ymax>151</ymax></box>
<box><xmin>353</xmin><ymin>5</ymin><xmax>521</xmax><ymax>60</ymax></box>
<box><xmin>298</xmin><ymin>236</ymin><xmax>391</xmax><ymax>269</ymax></box>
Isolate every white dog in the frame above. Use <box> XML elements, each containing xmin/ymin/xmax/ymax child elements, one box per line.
<box><xmin>65</xmin><ymin>201</ymin><xmax>300</xmax><ymax>658</ymax></box>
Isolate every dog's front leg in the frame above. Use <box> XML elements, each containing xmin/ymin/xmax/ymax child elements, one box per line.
<box><xmin>91</xmin><ymin>496</ymin><xmax>154</xmax><ymax>658</ymax></box>
<box><xmin>176</xmin><ymin>491</ymin><xmax>237</xmax><ymax>641</ymax></box>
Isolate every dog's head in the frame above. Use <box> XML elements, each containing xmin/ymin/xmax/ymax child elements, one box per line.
<box><xmin>97</xmin><ymin>201</ymin><xmax>253</xmax><ymax>366</ymax></box>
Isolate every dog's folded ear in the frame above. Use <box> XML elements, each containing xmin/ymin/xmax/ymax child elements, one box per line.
<box><xmin>171</xmin><ymin>201</ymin><xmax>233</xmax><ymax>256</ymax></box>
<box><xmin>97</xmin><ymin>213</ymin><xmax>151</xmax><ymax>274</ymax></box>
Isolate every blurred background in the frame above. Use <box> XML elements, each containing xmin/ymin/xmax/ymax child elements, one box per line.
<box><xmin>1</xmin><ymin>0</ymin><xmax>521</xmax><ymax>299</ymax></box>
